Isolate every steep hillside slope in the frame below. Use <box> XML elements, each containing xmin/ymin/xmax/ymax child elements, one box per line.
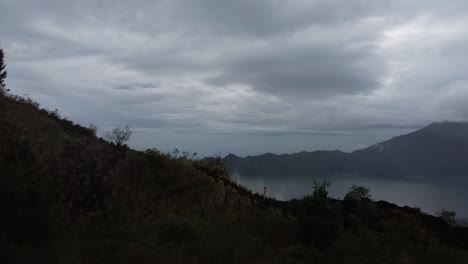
<box><xmin>2</xmin><ymin>93</ymin><xmax>468</xmax><ymax>263</ymax></box>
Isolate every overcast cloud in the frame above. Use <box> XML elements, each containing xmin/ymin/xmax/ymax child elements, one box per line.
<box><xmin>1</xmin><ymin>0</ymin><xmax>468</xmax><ymax>155</ymax></box>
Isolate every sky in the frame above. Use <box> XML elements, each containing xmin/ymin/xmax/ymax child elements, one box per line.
<box><xmin>1</xmin><ymin>0</ymin><xmax>468</xmax><ymax>157</ymax></box>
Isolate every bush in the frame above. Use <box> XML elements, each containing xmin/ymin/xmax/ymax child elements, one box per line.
<box><xmin>344</xmin><ymin>184</ymin><xmax>372</xmax><ymax>202</ymax></box>
<box><xmin>437</xmin><ymin>209</ymin><xmax>457</xmax><ymax>226</ymax></box>
<box><xmin>157</xmin><ymin>215</ymin><xmax>201</xmax><ymax>244</ymax></box>
<box><xmin>299</xmin><ymin>180</ymin><xmax>342</xmax><ymax>247</ymax></box>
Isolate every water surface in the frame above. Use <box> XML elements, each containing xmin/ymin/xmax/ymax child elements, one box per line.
<box><xmin>233</xmin><ymin>174</ymin><xmax>468</xmax><ymax>218</ymax></box>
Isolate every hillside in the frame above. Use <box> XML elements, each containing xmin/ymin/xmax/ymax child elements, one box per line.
<box><xmin>224</xmin><ymin>122</ymin><xmax>468</xmax><ymax>179</ymax></box>
<box><xmin>2</xmin><ymin>92</ymin><xmax>468</xmax><ymax>263</ymax></box>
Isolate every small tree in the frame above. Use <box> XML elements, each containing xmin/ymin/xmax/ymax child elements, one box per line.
<box><xmin>0</xmin><ymin>47</ymin><xmax>8</xmax><ymax>92</ymax></box>
<box><xmin>300</xmin><ymin>179</ymin><xmax>341</xmax><ymax>247</ymax></box>
<box><xmin>344</xmin><ymin>185</ymin><xmax>372</xmax><ymax>201</ymax></box>
<box><xmin>105</xmin><ymin>124</ymin><xmax>132</xmax><ymax>145</ymax></box>
<box><xmin>88</xmin><ymin>123</ymin><xmax>98</xmax><ymax>136</ymax></box>
<box><xmin>312</xmin><ymin>179</ymin><xmax>331</xmax><ymax>200</ymax></box>
<box><xmin>437</xmin><ymin>209</ymin><xmax>457</xmax><ymax>226</ymax></box>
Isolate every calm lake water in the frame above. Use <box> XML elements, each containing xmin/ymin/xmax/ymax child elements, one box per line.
<box><xmin>233</xmin><ymin>174</ymin><xmax>468</xmax><ymax>218</ymax></box>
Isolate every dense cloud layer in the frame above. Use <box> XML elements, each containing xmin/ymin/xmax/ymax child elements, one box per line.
<box><xmin>1</xmin><ymin>0</ymin><xmax>468</xmax><ymax>154</ymax></box>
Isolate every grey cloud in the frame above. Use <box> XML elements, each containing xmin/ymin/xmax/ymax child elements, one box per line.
<box><xmin>113</xmin><ymin>82</ymin><xmax>159</xmax><ymax>91</ymax></box>
<box><xmin>207</xmin><ymin>43</ymin><xmax>384</xmax><ymax>98</ymax></box>
<box><xmin>2</xmin><ymin>0</ymin><xmax>468</xmax><ymax>155</ymax></box>
<box><xmin>168</xmin><ymin>0</ymin><xmax>389</xmax><ymax>36</ymax></box>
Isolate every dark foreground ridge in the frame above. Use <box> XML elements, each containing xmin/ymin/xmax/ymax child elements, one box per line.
<box><xmin>224</xmin><ymin>121</ymin><xmax>468</xmax><ymax>179</ymax></box>
<box><xmin>2</xmin><ymin>92</ymin><xmax>468</xmax><ymax>263</ymax></box>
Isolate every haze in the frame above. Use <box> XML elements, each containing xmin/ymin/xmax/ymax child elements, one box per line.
<box><xmin>2</xmin><ymin>0</ymin><xmax>468</xmax><ymax>156</ymax></box>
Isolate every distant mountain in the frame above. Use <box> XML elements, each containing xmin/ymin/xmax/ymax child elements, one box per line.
<box><xmin>224</xmin><ymin>122</ymin><xmax>468</xmax><ymax>179</ymax></box>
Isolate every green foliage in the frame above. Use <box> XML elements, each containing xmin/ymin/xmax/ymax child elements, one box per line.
<box><xmin>1</xmin><ymin>92</ymin><xmax>468</xmax><ymax>263</ymax></box>
<box><xmin>192</xmin><ymin>156</ymin><xmax>231</xmax><ymax>180</ymax></box>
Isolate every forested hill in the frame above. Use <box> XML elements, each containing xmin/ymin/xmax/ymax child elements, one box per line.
<box><xmin>2</xmin><ymin>92</ymin><xmax>468</xmax><ymax>263</ymax></box>
<box><xmin>224</xmin><ymin>122</ymin><xmax>468</xmax><ymax>179</ymax></box>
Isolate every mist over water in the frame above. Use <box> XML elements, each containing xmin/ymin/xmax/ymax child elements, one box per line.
<box><xmin>233</xmin><ymin>174</ymin><xmax>468</xmax><ymax>218</ymax></box>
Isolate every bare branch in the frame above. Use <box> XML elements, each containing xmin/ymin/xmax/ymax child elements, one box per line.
<box><xmin>105</xmin><ymin>124</ymin><xmax>133</xmax><ymax>145</ymax></box>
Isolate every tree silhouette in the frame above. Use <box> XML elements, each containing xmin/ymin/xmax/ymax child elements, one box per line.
<box><xmin>344</xmin><ymin>185</ymin><xmax>372</xmax><ymax>201</ymax></box>
<box><xmin>0</xmin><ymin>47</ymin><xmax>7</xmax><ymax>89</ymax></box>
<box><xmin>88</xmin><ymin>123</ymin><xmax>98</xmax><ymax>136</ymax></box>
<box><xmin>105</xmin><ymin>124</ymin><xmax>133</xmax><ymax>145</ymax></box>
<box><xmin>312</xmin><ymin>179</ymin><xmax>330</xmax><ymax>200</ymax></box>
<box><xmin>437</xmin><ymin>209</ymin><xmax>457</xmax><ymax>226</ymax></box>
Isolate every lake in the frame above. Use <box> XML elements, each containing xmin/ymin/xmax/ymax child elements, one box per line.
<box><xmin>233</xmin><ymin>174</ymin><xmax>468</xmax><ymax>219</ymax></box>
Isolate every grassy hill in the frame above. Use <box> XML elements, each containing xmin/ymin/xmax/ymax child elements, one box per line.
<box><xmin>1</xmin><ymin>91</ymin><xmax>468</xmax><ymax>263</ymax></box>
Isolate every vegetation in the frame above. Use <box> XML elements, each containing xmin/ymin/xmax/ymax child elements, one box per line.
<box><xmin>0</xmin><ymin>47</ymin><xmax>7</xmax><ymax>92</ymax></box>
<box><xmin>344</xmin><ymin>184</ymin><xmax>372</xmax><ymax>201</ymax></box>
<box><xmin>438</xmin><ymin>209</ymin><xmax>458</xmax><ymax>226</ymax></box>
<box><xmin>1</xmin><ymin>66</ymin><xmax>468</xmax><ymax>262</ymax></box>
<box><xmin>105</xmin><ymin>124</ymin><xmax>133</xmax><ymax>145</ymax></box>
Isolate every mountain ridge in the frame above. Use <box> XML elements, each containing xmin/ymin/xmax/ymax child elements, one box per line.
<box><xmin>224</xmin><ymin>121</ymin><xmax>468</xmax><ymax>179</ymax></box>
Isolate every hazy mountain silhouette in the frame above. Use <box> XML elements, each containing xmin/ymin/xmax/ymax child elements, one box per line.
<box><xmin>224</xmin><ymin>122</ymin><xmax>468</xmax><ymax>179</ymax></box>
